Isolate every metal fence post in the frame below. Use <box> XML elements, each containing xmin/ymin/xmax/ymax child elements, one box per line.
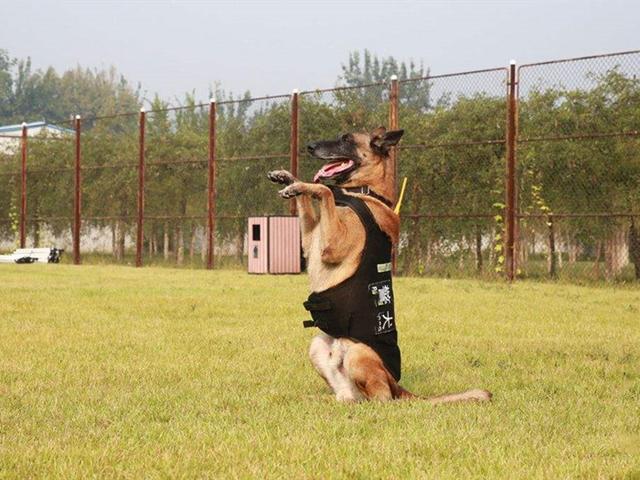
<box><xmin>389</xmin><ymin>76</ymin><xmax>399</xmax><ymax>275</ymax></box>
<box><xmin>207</xmin><ymin>99</ymin><xmax>217</xmax><ymax>270</ymax></box>
<box><xmin>136</xmin><ymin>108</ymin><xmax>146</xmax><ymax>267</ymax></box>
<box><xmin>20</xmin><ymin>122</ymin><xmax>27</xmax><ymax>249</ymax></box>
<box><xmin>73</xmin><ymin>115</ymin><xmax>82</xmax><ymax>264</ymax></box>
<box><xmin>505</xmin><ymin>60</ymin><xmax>518</xmax><ymax>281</ymax></box>
<box><xmin>388</xmin><ymin>75</ymin><xmax>399</xmax><ymax>200</ymax></box>
<box><xmin>548</xmin><ymin>214</ymin><xmax>556</xmax><ymax>278</ymax></box>
<box><xmin>290</xmin><ymin>89</ymin><xmax>299</xmax><ymax>216</ymax></box>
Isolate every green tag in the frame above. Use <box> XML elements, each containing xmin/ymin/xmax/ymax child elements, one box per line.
<box><xmin>377</xmin><ymin>262</ymin><xmax>392</xmax><ymax>273</ymax></box>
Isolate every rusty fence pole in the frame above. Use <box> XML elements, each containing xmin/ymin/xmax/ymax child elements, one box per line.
<box><xmin>206</xmin><ymin>99</ymin><xmax>217</xmax><ymax>270</ymax></box>
<box><xmin>547</xmin><ymin>214</ymin><xmax>557</xmax><ymax>278</ymax></box>
<box><xmin>388</xmin><ymin>75</ymin><xmax>399</xmax><ymax>200</ymax></box>
<box><xmin>73</xmin><ymin>115</ymin><xmax>82</xmax><ymax>264</ymax></box>
<box><xmin>135</xmin><ymin>108</ymin><xmax>146</xmax><ymax>267</ymax></box>
<box><xmin>505</xmin><ymin>60</ymin><xmax>518</xmax><ymax>281</ymax></box>
<box><xmin>290</xmin><ymin>89</ymin><xmax>299</xmax><ymax>216</ymax></box>
<box><xmin>19</xmin><ymin>122</ymin><xmax>27</xmax><ymax>249</ymax></box>
<box><xmin>389</xmin><ymin>75</ymin><xmax>399</xmax><ymax>274</ymax></box>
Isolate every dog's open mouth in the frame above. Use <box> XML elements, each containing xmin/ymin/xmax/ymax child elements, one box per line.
<box><xmin>313</xmin><ymin>159</ymin><xmax>356</xmax><ymax>183</ymax></box>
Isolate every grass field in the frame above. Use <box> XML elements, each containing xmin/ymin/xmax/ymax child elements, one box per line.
<box><xmin>1</xmin><ymin>265</ymin><xmax>639</xmax><ymax>479</ymax></box>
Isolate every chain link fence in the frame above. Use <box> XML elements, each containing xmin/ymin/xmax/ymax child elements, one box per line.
<box><xmin>1</xmin><ymin>49</ymin><xmax>638</xmax><ymax>282</ymax></box>
<box><xmin>396</xmin><ymin>68</ymin><xmax>508</xmax><ymax>278</ymax></box>
<box><xmin>80</xmin><ymin>113</ymin><xmax>138</xmax><ymax>264</ymax></box>
<box><xmin>215</xmin><ymin>94</ymin><xmax>291</xmax><ymax>268</ymax></box>
<box><xmin>0</xmin><ymin>136</ymin><xmax>22</xmax><ymax>243</ymax></box>
<box><xmin>0</xmin><ymin>128</ymin><xmax>75</xmax><ymax>254</ymax></box>
<box><xmin>517</xmin><ymin>50</ymin><xmax>640</xmax><ymax>281</ymax></box>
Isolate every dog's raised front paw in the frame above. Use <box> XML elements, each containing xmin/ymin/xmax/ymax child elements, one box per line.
<box><xmin>279</xmin><ymin>183</ymin><xmax>304</xmax><ymax>199</ymax></box>
<box><xmin>267</xmin><ymin>170</ymin><xmax>295</xmax><ymax>185</ymax></box>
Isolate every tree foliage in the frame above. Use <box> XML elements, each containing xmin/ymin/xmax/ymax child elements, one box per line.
<box><xmin>0</xmin><ymin>48</ymin><xmax>140</xmax><ymax>125</ymax></box>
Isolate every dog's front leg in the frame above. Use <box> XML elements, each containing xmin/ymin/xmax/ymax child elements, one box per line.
<box><xmin>279</xmin><ymin>182</ymin><xmax>353</xmax><ymax>264</ymax></box>
<box><xmin>268</xmin><ymin>170</ymin><xmax>318</xmax><ymax>233</ymax></box>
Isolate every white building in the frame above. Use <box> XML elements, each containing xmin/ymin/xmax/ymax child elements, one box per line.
<box><xmin>0</xmin><ymin>121</ymin><xmax>74</xmax><ymax>154</ymax></box>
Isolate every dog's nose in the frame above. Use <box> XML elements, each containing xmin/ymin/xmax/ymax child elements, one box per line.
<box><xmin>307</xmin><ymin>142</ymin><xmax>318</xmax><ymax>154</ymax></box>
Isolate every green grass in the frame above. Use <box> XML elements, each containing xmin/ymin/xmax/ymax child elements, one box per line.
<box><xmin>1</xmin><ymin>265</ymin><xmax>639</xmax><ymax>479</ymax></box>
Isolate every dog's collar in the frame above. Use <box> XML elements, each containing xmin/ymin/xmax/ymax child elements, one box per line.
<box><xmin>343</xmin><ymin>186</ymin><xmax>393</xmax><ymax>208</ymax></box>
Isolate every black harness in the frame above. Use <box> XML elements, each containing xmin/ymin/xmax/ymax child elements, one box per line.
<box><xmin>302</xmin><ymin>186</ymin><xmax>401</xmax><ymax>381</ymax></box>
<box><xmin>342</xmin><ymin>186</ymin><xmax>393</xmax><ymax>208</ymax></box>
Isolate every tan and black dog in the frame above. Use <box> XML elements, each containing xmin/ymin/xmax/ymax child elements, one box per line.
<box><xmin>268</xmin><ymin>127</ymin><xmax>491</xmax><ymax>403</ymax></box>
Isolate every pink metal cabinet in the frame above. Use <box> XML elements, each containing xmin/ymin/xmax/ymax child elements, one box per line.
<box><xmin>247</xmin><ymin>216</ymin><xmax>301</xmax><ymax>274</ymax></box>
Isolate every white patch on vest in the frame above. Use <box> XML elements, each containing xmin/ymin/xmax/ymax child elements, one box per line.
<box><xmin>377</xmin><ymin>285</ymin><xmax>391</xmax><ymax>305</ymax></box>
<box><xmin>377</xmin><ymin>262</ymin><xmax>392</xmax><ymax>273</ymax></box>
<box><xmin>369</xmin><ymin>280</ymin><xmax>393</xmax><ymax>307</ymax></box>
<box><xmin>375</xmin><ymin>311</ymin><xmax>395</xmax><ymax>335</ymax></box>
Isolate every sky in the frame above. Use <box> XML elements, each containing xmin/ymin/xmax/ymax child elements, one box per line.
<box><xmin>2</xmin><ymin>0</ymin><xmax>638</xmax><ymax>104</ymax></box>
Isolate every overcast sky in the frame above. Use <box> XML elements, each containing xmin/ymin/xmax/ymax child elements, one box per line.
<box><xmin>2</xmin><ymin>0</ymin><xmax>638</xmax><ymax>103</ymax></box>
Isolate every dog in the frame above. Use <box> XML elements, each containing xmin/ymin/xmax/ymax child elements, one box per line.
<box><xmin>268</xmin><ymin>126</ymin><xmax>491</xmax><ymax>404</ymax></box>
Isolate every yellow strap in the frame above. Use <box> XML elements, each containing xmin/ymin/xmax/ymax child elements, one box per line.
<box><xmin>394</xmin><ymin>177</ymin><xmax>408</xmax><ymax>214</ymax></box>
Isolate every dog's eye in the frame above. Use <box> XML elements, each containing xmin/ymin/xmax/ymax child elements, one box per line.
<box><xmin>340</xmin><ymin>133</ymin><xmax>352</xmax><ymax>143</ymax></box>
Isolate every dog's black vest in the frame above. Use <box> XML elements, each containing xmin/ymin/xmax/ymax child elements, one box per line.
<box><xmin>303</xmin><ymin>186</ymin><xmax>401</xmax><ymax>381</ymax></box>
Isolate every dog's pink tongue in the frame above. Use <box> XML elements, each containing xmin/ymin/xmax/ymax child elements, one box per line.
<box><xmin>313</xmin><ymin>168</ymin><xmax>326</xmax><ymax>183</ymax></box>
<box><xmin>313</xmin><ymin>160</ymin><xmax>353</xmax><ymax>183</ymax></box>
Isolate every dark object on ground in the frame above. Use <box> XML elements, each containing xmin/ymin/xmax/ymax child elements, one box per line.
<box><xmin>0</xmin><ymin>247</ymin><xmax>65</xmax><ymax>264</ymax></box>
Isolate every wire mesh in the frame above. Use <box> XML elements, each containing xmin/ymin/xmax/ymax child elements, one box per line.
<box><xmin>396</xmin><ymin>68</ymin><xmax>509</xmax><ymax>278</ymax></box>
<box><xmin>216</xmin><ymin>95</ymin><xmax>292</xmax><ymax>268</ymax></box>
<box><xmin>519</xmin><ymin>50</ymin><xmax>640</xmax><ymax>139</ymax></box>
<box><xmin>145</xmin><ymin>104</ymin><xmax>208</xmax><ymax>267</ymax></box>
<box><xmin>517</xmin><ymin>51</ymin><xmax>640</xmax><ymax>281</ymax></box>
<box><xmin>0</xmin><ymin>130</ymin><xmax>75</xmax><ymax>254</ymax></box>
<box><xmin>0</xmin><ymin>146</ymin><xmax>20</xmax><ymax>252</ymax></box>
<box><xmin>397</xmin><ymin>216</ymin><xmax>498</xmax><ymax>278</ymax></box>
<box><xmin>80</xmin><ymin>113</ymin><xmax>139</xmax><ymax>265</ymax></box>
<box><xmin>399</xmin><ymin>68</ymin><xmax>508</xmax><ymax>143</ymax></box>
<box><xmin>517</xmin><ymin>214</ymin><xmax>639</xmax><ymax>282</ymax></box>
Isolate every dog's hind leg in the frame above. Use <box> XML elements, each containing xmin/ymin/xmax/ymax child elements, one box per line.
<box><xmin>309</xmin><ymin>334</ymin><xmax>362</xmax><ymax>402</ymax></box>
<box><xmin>343</xmin><ymin>342</ymin><xmax>395</xmax><ymax>401</ymax></box>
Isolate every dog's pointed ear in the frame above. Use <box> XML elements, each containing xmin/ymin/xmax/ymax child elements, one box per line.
<box><xmin>370</xmin><ymin>126</ymin><xmax>387</xmax><ymax>141</ymax></box>
<box><xmin>382</xmin><ymin>129</ymin><xmax>404</xmax><ymax>147</ymax></box>
<box><xmin>370</xmin><ymin>126</ymin><xmax>388</xmax><ymax>151</ymax></box>
<box><xmin>370</xmin><ymin>127</ymin><xmax>404</xmax><ymax>153</ymax></box>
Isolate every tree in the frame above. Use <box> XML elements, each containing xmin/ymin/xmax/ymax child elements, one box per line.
<box><xmin>340</xmin><ymin>50</ymin><xmax>431</xmax><ymax>111</ymax></box>
<box><xmin>0</xmin><ymin>49</ymin><xmax>15</xmax><ymax>120</ymax></box>
<box><xmin>0</xmin><ymin>51</ymin><xmax>140</xmax><ymax>125</ymax></box>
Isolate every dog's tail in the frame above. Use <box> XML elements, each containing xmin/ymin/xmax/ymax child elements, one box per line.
<box><xmin>389</xmin><ymin>375</ymin><xmax>492</xmax><ymax>404</ymax></box>
<box><xmin>421</xmin><ymin>388</ymin><xmax>492</xmax><ymax>404</ymax></box>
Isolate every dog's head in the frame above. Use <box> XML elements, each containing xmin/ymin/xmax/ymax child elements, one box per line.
<box><xmin>307</xmin><ymin>127</ymin><xmax>404</xmax><ymax>194</ymax></box>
